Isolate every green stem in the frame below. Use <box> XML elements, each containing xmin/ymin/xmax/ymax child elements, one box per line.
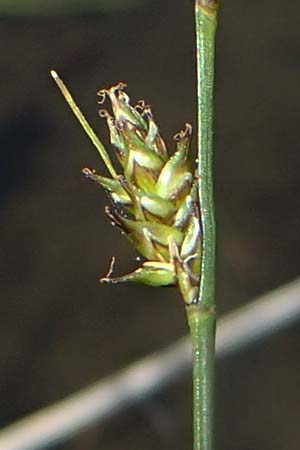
<box><xmin>187</xmin><ymin>2</ymin><xmax>218</xmax><ymax>450</ymax></box>
<box><xmin>187</xmin><ymin>306</ymin><xmax>215</xmax><ymax>450</ymax></box>
<box><xmin>196</xmin><ymin>0</ymin><xmax>217</xmax><ymax>310</ymax></box>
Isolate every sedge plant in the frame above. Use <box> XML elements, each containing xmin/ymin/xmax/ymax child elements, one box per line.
<box><xmin>51</xmin><ymin>1</ymin><xmax>218</xmax><ymax>449</ymax></box>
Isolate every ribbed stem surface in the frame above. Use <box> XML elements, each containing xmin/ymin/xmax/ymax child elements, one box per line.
<box><xmin>187</xmin><ymin>306</ymin><xmax>215</xmax><ymax>450</ymax></box>
<box><xmin>195</xmin><ymin>2</ymin><xmax>217</xmax><ymax>309</ymax></box>
<box><xmin>188</xmin><ymin>2</ymin><xmax>218</xmax><ymax>450</ymax></box>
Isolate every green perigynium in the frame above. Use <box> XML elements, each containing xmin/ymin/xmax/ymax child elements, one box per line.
<box><xmin>51</xmin><ymin>73</ymin><xmax>201</xmax><ymax>305</ymax></box>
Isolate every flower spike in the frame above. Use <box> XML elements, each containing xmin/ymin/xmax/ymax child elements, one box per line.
<box><xmin>51</xmin><ymin>71</ymin><xmax>201</xmax><ymax>305</ymax></box>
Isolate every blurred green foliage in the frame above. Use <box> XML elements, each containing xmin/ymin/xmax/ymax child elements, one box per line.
<box><xmin>0</xmin><ymin>0</ymin><xmax>147</xmax><ymax>15</ymax></box>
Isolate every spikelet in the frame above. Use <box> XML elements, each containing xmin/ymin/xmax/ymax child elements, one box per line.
<box><xmin>82</xmin><ymin>83</ymin><xmax>202</xmax><ymax>305</ymax></box>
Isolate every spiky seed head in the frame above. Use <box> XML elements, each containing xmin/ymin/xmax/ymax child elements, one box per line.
<box><xmin>84</xmin><ymin>82</ymin><xmax>202</xmax><ymax>305</ymax></box>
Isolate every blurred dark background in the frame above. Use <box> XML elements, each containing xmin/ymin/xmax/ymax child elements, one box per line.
<box><xmin>1</xmin><ymin>0</ymin><xmax>300</xmax><ymax>449</ymax></box>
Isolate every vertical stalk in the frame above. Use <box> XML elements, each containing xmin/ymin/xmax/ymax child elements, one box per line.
<box><xmin>187</xmin><ymin>306</ymin><xmax>215</xmax><ymax>450</ymax></box>
<box><xmin>196</xmin><ymin>1</ymin><xmax>218</xmax><ymax>310</ymax></box>
<box><xmin>186</xmin><ymin>2</ymin><xmax>218</xmax><ymax>450</ymax></box>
